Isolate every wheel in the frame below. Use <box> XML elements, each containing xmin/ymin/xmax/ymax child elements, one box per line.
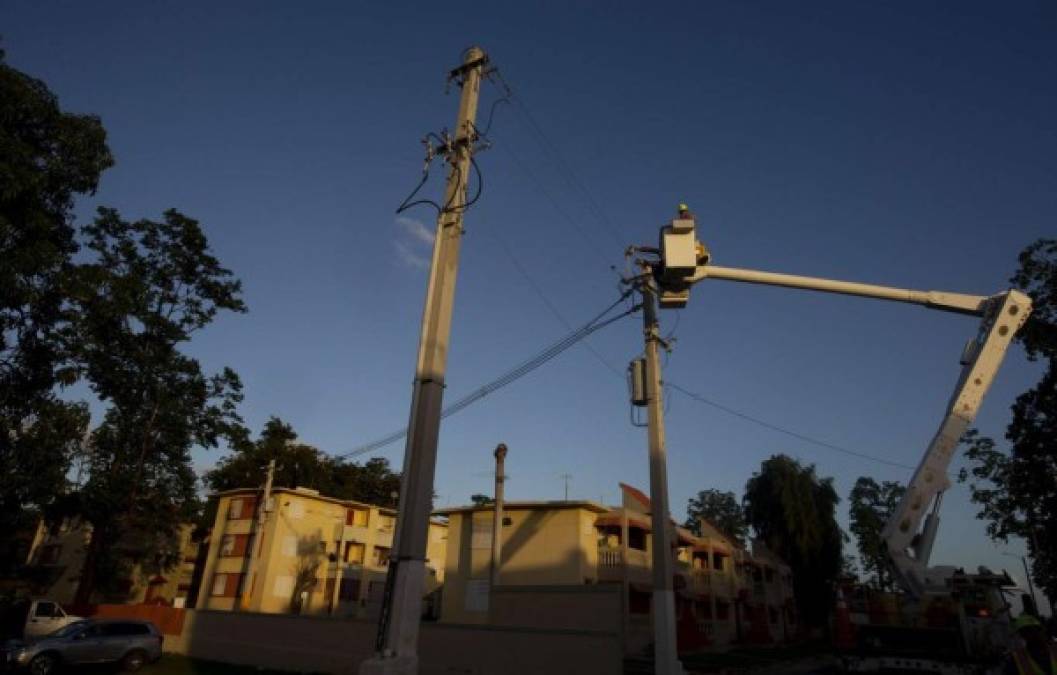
<box><xmin>29</xmin><ymin>653</ymin><xmax>57</xmax><ymax>675</ymax></box>
<box><xmin>121</xmin><ymin>649</ymin><xmax>147</xmax><ymax>672</ymax></box>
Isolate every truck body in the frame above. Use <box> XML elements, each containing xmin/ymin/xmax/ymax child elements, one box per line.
<box><xmin>643</xmin><ymin>208</ymin><xmax>1033</xmax><ymax>673</ymax></box>
<box><xmin>0</xmin><ymin>599</ymin><xmax>82</xmax><ymax>642</ymax></box>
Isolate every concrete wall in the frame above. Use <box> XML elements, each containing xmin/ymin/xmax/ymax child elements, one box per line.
<box><xmin>489</xmin><ymin>584</ymin><xmax>622</xmax><ymax>633</ymax></box>
<box><xmin>163</xmin><ymin>609</ymin><xmax>621</xmax><ymax>675</ymax></box>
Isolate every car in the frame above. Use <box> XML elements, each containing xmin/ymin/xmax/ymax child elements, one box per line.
<box><xmin>3</xmin><ymin>618</ymin><xmax>162</xmax><ymax>674</ymax></box>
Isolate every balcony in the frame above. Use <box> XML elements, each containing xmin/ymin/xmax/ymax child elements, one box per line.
<box><xmin>597</xmin><ymin>546</ymin><xmax>651</xmax><ymax>583</ymax></box>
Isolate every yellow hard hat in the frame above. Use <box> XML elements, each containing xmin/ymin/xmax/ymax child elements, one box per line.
<box><xmin>1014</xmin><ymin>614</ymin><xmax>1042</xmax><ymax>632</ymax></box>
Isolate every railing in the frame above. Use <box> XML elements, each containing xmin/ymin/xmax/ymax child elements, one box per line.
<box><xmin>599</xmin><ymin>547</ymin><xmax>623</xmax><ymax>567</ymax></box>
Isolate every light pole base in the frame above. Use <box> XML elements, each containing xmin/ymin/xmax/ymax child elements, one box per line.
<box><xmin>358</xmin><ymin>655</ymin><xmax>417</xmax><ymax>675</ymax></box>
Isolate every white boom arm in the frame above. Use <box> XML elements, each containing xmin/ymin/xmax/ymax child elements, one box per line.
<box><xmin>655</xmin><ymin>214</ymin><xmax>1032</xmax><ymax>597</ymax></box>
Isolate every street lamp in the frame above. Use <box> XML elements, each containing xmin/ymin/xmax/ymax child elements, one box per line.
<box><xmin>1002</xmin><ymin>551</ymin><xmax>1039</xmax><ymax>615</ymax></box>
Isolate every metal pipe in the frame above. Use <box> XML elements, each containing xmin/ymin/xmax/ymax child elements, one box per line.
<box><xmin>491</xmin><ymin>443</ymin><xmax>507</xmax><ymax>589</ymax></box>
<box><xmin>692</xmin><ymin>265</ymin><xmax>988</xmax><ymax>315</ymax></box>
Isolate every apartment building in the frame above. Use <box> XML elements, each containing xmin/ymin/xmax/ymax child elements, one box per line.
<box><xmin>20</xmin><ymin>518</ymin><xmax>203</xmax><ymax>607</ymax></box>
<box><xmin>197</xmin><ymin>487</ymin><xmax>447</xmax><ymax>618</ymax></box>
<box><xmin>21</xmin><ymin>517</ymin><xmax>91</xmax><ymax>605</ymax></box>
<box><xmin>438</xmin><ymin>483</ymin><xmax>797</xmax><ymax>654</ymax></box>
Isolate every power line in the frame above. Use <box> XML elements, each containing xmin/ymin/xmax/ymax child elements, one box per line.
<box><xmin>484</xmin><ymin>227</ymin><xmax>626</xmax><ymax>379</ymax></box>
<box><xmin>664</xmin><ymin>381</ymin><xmax>915</xmax><ymax>471</ymax></box>
<box><xmin>496</xmin><ymin>141</ymin><xmax>614</xmax><ymax>268</ymax></box>
<box><xmin>487</xmin><ymin>69</ymin><xmax>626</xmax><ymax>250</ymax></box>
<box><xmin>341</xmin><ymin>292</ymin><xmax>638</xmax><ymax>459</ymax></box>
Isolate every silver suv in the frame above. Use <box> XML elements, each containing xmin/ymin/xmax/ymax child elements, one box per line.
<box><xmin>5</xmin><ymin>618</ymin><xmax>162</xmax><ymax>674</ymax></box>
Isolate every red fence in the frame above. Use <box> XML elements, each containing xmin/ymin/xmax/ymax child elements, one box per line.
<box><xmin>93</xmin><ymin>604</ymin><xmax>187</xmax><ymax>636</ymax></box>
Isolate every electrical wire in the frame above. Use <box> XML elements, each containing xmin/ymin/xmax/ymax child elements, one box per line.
<box><xmin>484</xmin><ymin>227</ymin><xmax>626</xmax><ymax>379</ymax></box>
<box><xmin>487</xmin><ymin>68</ymin><xmax>625</xmax><ymax>250</ymax></box>
<box><xmin>497</xmin><ymin>141</ymin><xmax>614</xmax><ymax>268</ymax></box>
<box><xmin>340</xmin><ymin>292</ymin><xmax>639</xmax><ymax>459</ymax></box>
<box><xmin>664</xmin><ymin>381</ymin><xmax>915</xmax><ymax>470</ymax></box>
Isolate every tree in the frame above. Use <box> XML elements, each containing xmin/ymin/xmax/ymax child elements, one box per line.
<box><xmin>0</xmin><ymin>47</ymin><xmax>112</xmax><ymax>566</ymax></box>
<box><xmin>204</xmin><ymin>417</ymin><xmax>402</xmax><ymax>510</ymax></box>
<box><xmin>68</xmin><ymin>207</ymin><xmax>246</xmax><ymax>602</ymax></box>
<box><xmin>684</xmin><ymin>489</ymin><xmax>747</xmax><ymax>544</ymax></box>
<box><xmin>744</xmin><ymin>455</ymin><xmax>844</xmax><ymax>627</ymax></box>
<box><xmin>470</xmin><ymin>494</ymin><xmax>494</xmax><ymax>507</ymax></box>
<box><xmin>959</xmin><ymin>239</ymin><xmax>1057</xmax><ymax>608</ymax></box>
<box><xmin>848</xmin><ymin>477</ymin><xmax>905</xmax><ymax>590</ymax></box>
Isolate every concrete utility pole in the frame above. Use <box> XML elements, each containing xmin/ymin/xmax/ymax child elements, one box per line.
<box><xmin>240</xmin><ymin>458</ymin><xmax>275</xmax><ymax>610</ymax></box>
<box><xmin>639</xmin><ymin>281</ymin><xmax>684</xmax><ymax>675</ymax></box>
<box><xmin>361</xmin><ymin>46</ymin><xmax>487</xmax><ymax>675</ymax></box>
<box><xmin>491</xmin><ymin>443</ymin><xmax>507</xmax><ymax>589</ymax></box>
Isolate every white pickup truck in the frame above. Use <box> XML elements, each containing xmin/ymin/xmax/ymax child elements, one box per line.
<box><xmin>0</xmin><ymin>599</ymin><xmax>82</xmax><ymax>641</ymax></box>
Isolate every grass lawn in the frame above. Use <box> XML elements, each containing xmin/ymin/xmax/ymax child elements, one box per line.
<box><xmin>139</xmin><ymin>654</ymin><xmax>318</xmax><ymax>675</ymax></box>
<box><xmin>680</xmin><ymin>641</ymin><xmax>835</xmax><ymax>672</ymax></box>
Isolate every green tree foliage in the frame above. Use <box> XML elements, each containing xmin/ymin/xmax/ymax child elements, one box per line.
<box><xmin>0</xmin><ymin>48</ymin><xmax>112</xmax><ymax>568</ymax></box>
<box><xmin>848</xmin><ymin>477</ymin><xmax>905</xmax><ymax>590</ymax></box>
<box><xmin>204</xmin><ymin>417</ymin><xmax>402</xmax><ymax>510</ymax></box>
<box><xmin>959</xmin><ymin>239</ymin><xmax>1057</xmax><ymax>607</ymax></box>
<box><xmin>744</xmin><ymin>455</ymin><xmax>844</xmax><ymax>627</ymax></box>
<box><xmin>684</xmin><ymin>489</ymin><xmax>748</xmax><ymax>544</ymax></box>
<box><xmin>68</xmin><ymin>208</ymin><xmax>246</xmax><ymax>602</ymax></box>
<box><xmin>470</xmin><ymin>494</ymin><xmax>495</xmax><ymax>506</ymax></box>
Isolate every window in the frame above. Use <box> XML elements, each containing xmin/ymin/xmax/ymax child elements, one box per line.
<box><xmin>628</xmin><ymin>527</ymin><xmax>647</xmax><ymax>551</ymax></box>
<box><xmin>210</xmin><ymin>573</ymin><xmax>242</xmax><ymax>597</ymax></box>
<box><xmin>378</xmin><ymin>515</ymin><xmax>394</xmax><ymax>532</ymax></box>
<box><xmin>629</xmin><ymin>589</ymin><xmax>651</xmax><ymax>615</ymax></box>
<box><xmin>502</xmin><ymin>517</ymin><xmax>512</xmax><ymax>526</ymax></box>
<box><xmin>35</xmin><ymin>602</ymin><xmax>57</xmax><ymax>618</ymax></box>
<box><xmin>219</xmin><ymin>534</ymin><xmax>249</xmax><ymax>558</ymax></box>
<box><xmin>37</xmin><ymin>545</ymin><xmax>62</xmax><ymax>565</ymax></box>
<box><xmin>101</xmin><ymin>622</ymin><xmax>150</xmax><ymax>636</ymax></box>
<box><xmin>211</xmin><ymin>574</ymin><xmax>227</xmax><ymax>597</ymax></box>
<box><xmin>339</xmin><ymin>577</ymin><xmax>360</xmax><ymax>601</ymax></box>
<box><xmin>372</xmin><ymin>546</ymin><xmax>390</xmax><ymax>567</ymax></box>
<box><xmin>346</xmin><ymin>509</ymin><xmax>369</xmax><ymax>527</ymax></box>
<box><xmin>344</xmin><ymin>542</ymin><xmax>365</xmax><ymax>564</ymax></box>
<box><xmin>318</xmin><ymin>540</ymin><xmax>327</xmax><ymax>553</ymax></box>
<box><xmin>282</xmin><ymin>535</ymin><xmax>297</xmax><ymax>557</ymax></box>
<box><xmin>694</xmin><ymin>600</ymin><xmax>712</xmax><ymax>620</ymax></box>
<box><xmin>273</xmin><ymin>575</ymin><xmax>294</xmax><ymax>599</ymax></box>
<box><xmin>712</xmin><ymin>553</ymin><xmax>726</xmax><ymax>572</ymax></box>
<box><xmin>228</xmin><ymin>497</ymin><xmax>256</xmax><ymax>520</ymax></box>
<box><xmin>471</xmin><ymin>519</ymin><xmax>492</xmax><ymax>550</ymax></box>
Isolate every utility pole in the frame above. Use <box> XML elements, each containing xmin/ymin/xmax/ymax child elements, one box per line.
<box><xmin>361</xmin><ymin>46</ymin><xmax>487</xmax><ymax>675</ymax></box>
<box><xmin>491</xmin><ymin>443</ymin><xmax>507</xmax><ymax>589</ymax></box>
<box><xmin>240</xmin><ymin>458</ymin><xmax>275</xmax><ymax>611</ymax></box>
<box><xmin>639</xmin><ymin>280</ymin><xmax>684</xmax><ymax>675</ymax></box>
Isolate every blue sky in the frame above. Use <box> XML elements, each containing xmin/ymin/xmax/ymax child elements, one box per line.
<box><xmin>4</xmin><ymin>1</ymin><xmax>1054</xmax><ymax>601</ymax></box>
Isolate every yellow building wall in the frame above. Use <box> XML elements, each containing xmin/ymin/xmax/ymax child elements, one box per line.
<box><xmin>198</xmin><ymin>490</ymin><xmax>446</xmax><ymax>618</ymax></box>
<box><xmin>441</xmin><ymin>505</ymin><xmax>599</xmax><ymax>624</ymax></box>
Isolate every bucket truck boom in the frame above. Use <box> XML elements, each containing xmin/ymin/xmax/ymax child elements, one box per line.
<box><xmin>645</xmin><ymin>209</ymin><xmax>1032</xmax><ymax>599</ymax></box>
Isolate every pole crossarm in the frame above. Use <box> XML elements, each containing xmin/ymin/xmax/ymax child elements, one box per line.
<box><xmin>690</xmin><ymin>264</ymin><xmax>990</xmax><ymax>316</ymax></box>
